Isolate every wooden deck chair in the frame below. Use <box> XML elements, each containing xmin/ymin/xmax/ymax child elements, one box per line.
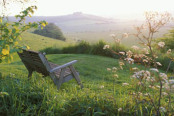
<box><xmin>17</xmin><ymin>49</ymin><xmax>83</xmax><ymax>90</ymax></box>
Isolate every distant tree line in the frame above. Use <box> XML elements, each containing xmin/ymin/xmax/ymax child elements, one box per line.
<box><xmin>33</xmin><ymin>23</ymin><xmax>66</xmax><ymax>41</ymax></box>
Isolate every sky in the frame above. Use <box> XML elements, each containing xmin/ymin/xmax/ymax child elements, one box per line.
<box><xmin>4</xmin><ymin>0</ymin><xmax>174</xmax><ymax>18</ymax></box>
<box><xmin>34</xmin><ymin>0</ymin><xmax>174</xmax><ymax>17</ymax></box>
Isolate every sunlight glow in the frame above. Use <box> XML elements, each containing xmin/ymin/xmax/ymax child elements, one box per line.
<box><xmin>5</xmin><ymin>0</ymin><xmax>174</xmax><ymax>18</ymax></box>
<box><xmin>34</xmin><ymin>0</ymin><xmax>174</xmax><ymax>16</ymax></box>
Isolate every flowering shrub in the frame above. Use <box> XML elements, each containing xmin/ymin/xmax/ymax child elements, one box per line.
<box><xmin>0</xmin><ymin>6</ymin><xmax>47</xmax><ymax>63</ymax></box>
<box><xmin>104</xmin><ymin>12</ymin><xmax>174</xmax><ymax>115</ymax></box>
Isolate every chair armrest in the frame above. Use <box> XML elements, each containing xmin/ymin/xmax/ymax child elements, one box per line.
<box><xmin>49</xmin><ymin>60</ymin><xmax>77</xmax><ymax>73</ymax></box>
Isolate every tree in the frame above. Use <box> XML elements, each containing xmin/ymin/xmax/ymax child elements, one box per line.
<box><xmin>0</xmin><ymin>1</ymin><xmax>47</xmax><ymax>63</ymax></box>
<box><xmin>134</xmin><ymin>12</ymin><xmax>172</xmax><ymax>65</ymax></box>
<box><xmin>33</xmin><ymin>23</ymin><xmax>66</xmax><ymax>41</ymax></box>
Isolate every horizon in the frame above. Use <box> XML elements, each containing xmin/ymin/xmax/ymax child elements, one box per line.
<box><xmin>3</xmin><ymin>0</ymin><xmax>174</xmax><ymax>20</ymax></box>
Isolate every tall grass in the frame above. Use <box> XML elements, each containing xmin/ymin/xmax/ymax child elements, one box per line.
<box><xmin>41</xmin><ymin>40</ymin><xmax>128</xmax><ymax>58</ymax></box>
<box><xmin>0</xmin><ymin>54</ymin><xmax>139</xmax><ymax>115</ymax></box>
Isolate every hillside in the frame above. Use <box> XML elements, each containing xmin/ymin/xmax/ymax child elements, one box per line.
<box><xmin>19</xmin><ymin>32</ymin><xmax>70</xmax><ymax>51</ymax></box>
<box><xmin>9</xmin><ymin>12</ymin><xmax>174</xmax><ymax>46</ymax></box>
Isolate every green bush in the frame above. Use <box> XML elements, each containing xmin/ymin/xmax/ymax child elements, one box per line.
<box><xmin>40</xmin><ymin>47</ymin><xmax>62</xmax><ymax>54</ymax></box>
<box><xmin>90</xmin><ymin>40</ymin><xmax>113</xmax><ymax>57</ymax></box>
<box><xmin>62</xmin><ymin>41</ymin><xmax>90</xmax><ymax>54</ymax></box>
<box><xmin>40</xmin><ymin>40</ymin><xmax>127</xmax><ymax>58</ymax></box>
<box><xmin>156</xmin><ymin>54</ymin><xmax>174</xmax><ymax>72</ymax></box>
<box><xmin>33</xmin><ymin>23</ymin><xmax>66</xmax><ymax>41</ymax></box>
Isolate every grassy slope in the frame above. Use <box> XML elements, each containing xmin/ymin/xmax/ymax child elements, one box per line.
<box><xmin>20</xmin><ymin>32</ymin><xmax>70</xmax><ymax>51</ymax></box>
<box><xmin>0</xmin><ymin>54</ymin><xmax>146</xmax><ymax>115</ymax></box>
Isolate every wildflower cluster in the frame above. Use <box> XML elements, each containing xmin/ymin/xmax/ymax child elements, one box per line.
<box><xmin>104</xmin><ymin>11</ymin><xmax>174</xmax><ymax>115</ymax></box>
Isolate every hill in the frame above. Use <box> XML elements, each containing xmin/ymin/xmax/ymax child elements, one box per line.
<box><xmin>9</xmin><ymin>12</ymin><xmax>174</xmax><ymax>46</ymax></box>
<box><xmin>19</xmin><ymin>32</ymin><xmax>70</xmax><ymax>51</ymax></box>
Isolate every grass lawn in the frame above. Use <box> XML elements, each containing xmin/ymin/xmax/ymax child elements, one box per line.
<box><xmin>19</xmin><ymin>32</ymin><xmax>70</xmax><ymax>51</ymax></box>
<box><xmin>0</xmin><ymin>53</ymin><xmax>173</xmax><ymax>115</ymax></box>
<box><xmin>0</xmin><ymin>54</ymin><xmax>146</xmax><ymax>115</ymax></box>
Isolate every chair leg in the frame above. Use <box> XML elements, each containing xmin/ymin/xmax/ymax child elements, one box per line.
<box><xmin>28</xmin><ymin>70</ymin><xmax>33</xmax><ymax>79</ymax></box>
<box><xmin>69</xmin><ymin>65</ymin><xmax>83</xmax><ymax>88</ymax></box>
<box><xmin>57</xmin><ymin>68</ymin><xmax>66</xmax><ymax>90</ymax></box>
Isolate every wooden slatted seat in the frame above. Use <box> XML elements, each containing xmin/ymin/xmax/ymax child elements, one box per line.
<box><xmin>18</xmin><ymin>49</ymin><xmax>83</xmax><ymax>90</ymax></box>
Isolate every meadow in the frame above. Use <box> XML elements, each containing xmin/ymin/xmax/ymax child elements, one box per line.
<box><xmin>0</xmin><ymin>30</ymin><xmax>174</xmax><ymax>115</ymax></box>
<box><xmin>1</xmin><ymin>12</ymin><xmax>174</xmax><ymax>115</ymax></box>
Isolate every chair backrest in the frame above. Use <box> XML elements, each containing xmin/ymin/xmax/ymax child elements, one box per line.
<box><xmin>18</xmin><ymin>50</ymin><xmax>50</xmax><ymax>76</ymax></box>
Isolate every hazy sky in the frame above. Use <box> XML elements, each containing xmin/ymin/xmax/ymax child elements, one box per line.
<box><xmin>33</xmin><ymin>0</ymin><xmax>174</xmax><ymax>17</ymax></box>
<box><xmin>5</xmin><ymin>0</ymin><xmax>174</xmax><ymax>18</ymax></box>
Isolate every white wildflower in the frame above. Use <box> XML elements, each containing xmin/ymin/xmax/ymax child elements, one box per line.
<box><xmin>159</xmin><ymin>107</ymin><xmax>166</xmax><ymax>113</ymax></box>
<box><xmin>167</xmin><ymin>49</ymin><xmax>171</xmax><ymax>54</ymax></box>
<box><xmin>142</xmin><ymin>48</ymin><xmax>149</xmax><ymax>54</ymax></box>
<box><xmin>122</xmin><ymin>33</ymin><xmax>129</xmax><ymax>38</ymax></box>
<box><xmin>156</xmin><ymin>85</ymin><xmax>160</xmax><ymax>88</ymax></box>
<box><xmin>169</xmin><ymin>80</ymin><xmax>174</xmax><ymax>85</ymax></box>
<box><xmin>143</xmin><ymin>59</ymin><xmax>148</xmax><ymax>63</ymax></box>
<box><xmin>119</xmin><ymin>62</ymin><xmax>125</xmax><ymax>66</ymax></box>
<box><xmin>144</xmin><ymin>93</ymin><xmax>149</xmax><ymax>96</ymax></box>
<box><xmin>107</xmin><ymin>68</ymin><xmax>111</xmax><ymax>71</ymax></box>
<box><xmin>164</xmin><ymin>83</ymin><xmax>170</xmax><ymax>91</ymax></box>
<box><xmin>119</xmin><ymin>52</ymin><xmax>125</xmax><ymax>55</ymax></box>
<box><xmin>159</xmin><ymin>73</ymin><xmax>167</xmax><ymax>80</ymax></box>
<box><xmin>132</xmin><ymin>70</ymin><xmax>150</xmax><ymax>79</ymax></box>
<box><xmin>162</xmin><ymin>92</ymin><xmax>168</xmax><ymax>96</ymax></box>
<box><xmin>99</xmin><ymin>85</ymin><xmax>104</xmax><ymax>89</ymax></box>
<box><xmin>115</xmin><ymin>39</ymin><xmax>121</xmax><ymax>44</ymax></box>
<box><xmin>131</xmin><ymin>45</ymin><xmax>139</xmax><ymax>50</ymax></box>
<box><xmin>103</xmin><ymin>45</ymin><xmax>110</xmax><ymax>49</ymax></box>
<box><xmin>112</xmin><ymin>67</ymin><xmax>117</xmax><ymax>71</ymax></box>
<box><xmin>150</xmin><ymin>68</ymin><xmax>159</xmax><ymax>73</ymax></box>
<box><xmin>126</xmin><ymin>50</ymin><xmax>133</xmax><ymax>58</ymax></box>
<box><xmin>113</xmin><ymin>74</ymin><xmax>118</xmax><ymax>78</ymax></box>
<box><xmin>110</xmin><ymin>34</ymin><xmax>116</xmax><ymax>38</ymax></box>
<box><xmin>156</xmin><ymin>62</ymin><xmax>162</xmax><ymax>66</ymax></box>
<box><xmin>118</xmin><ymin>108</ymin><xmax>122</xmax><ymax>112</ymax></box>
<box><xmin>122</xmin><ymin>83</ymin><xmax>129</xmax><ymax>86</ymax></box>
<box><xmin>158</xmin><ymin>42</ymin><xmax>165</xmax><ymax>48</ymax></box>
<box><xmin>125</xmin><ymin>58</ymin><xmax>134</xmax><ymax>64</ymax></box>
<box><xmin>132</xmin><ymin>67</ymin><xmax>138</xmax><ymax>71</ymax></box>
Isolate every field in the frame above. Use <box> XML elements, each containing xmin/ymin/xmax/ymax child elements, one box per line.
<box><xmin>0</xmin><ymin>52</ymin><xmax>148</xmax><ymax>115</ymax></box>
<box><xmin>0</xmin><ymin>30</ymin><xmax>174</xmax><ymax>115</ymax></box>
<box><xmin>1</xmin><ymin>14</ymin><xmax>174</xmax><ymax>115</ymax></box>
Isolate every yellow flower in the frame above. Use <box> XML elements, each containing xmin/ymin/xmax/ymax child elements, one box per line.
<box><xmin>26</xmin><ymin>46</ymin><xmax>30</xmax><ymax>50</ymax></box>
<box><xmin>14</xmin><ymin>42</ymin><xmax>18</xmax><ymax>45</ymax></box>
<box><xmin>2</xmin><ymin>49</ymin><xmax>9</xmax><ymax>55</ymax></box>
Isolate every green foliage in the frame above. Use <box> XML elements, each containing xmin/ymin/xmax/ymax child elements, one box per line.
<box><xmin>89</xmin><ymin>40</ymin><xmax>113</xmax><ymax>57</ymax></box>
<box><xmin>33</xmin><ymin>23</ymin><xmax>66</xmax><ymax>41</ymax></box>
<box><xmin>0</xmin><ymin>6</ymin><xmax>47</xmax><ymax>63</ymax></box>
<box><xmin>62</xmin><ymin>41</ymin><xmax>90</xmax><ymax>54</ymax></box>
<box><xmin>155</xmin><ymin>29</ymin><xmax>174</xmax><ymax>51</ymax></box>
<box><xmin>156</xmin><ymin>54</ymin><xmax>174</xmax><ymax>72</ymax></box>
<box><xmin>41</xmin><ymin>40</ymin><xmax>127</xmax><ymax>58</ymax></box>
